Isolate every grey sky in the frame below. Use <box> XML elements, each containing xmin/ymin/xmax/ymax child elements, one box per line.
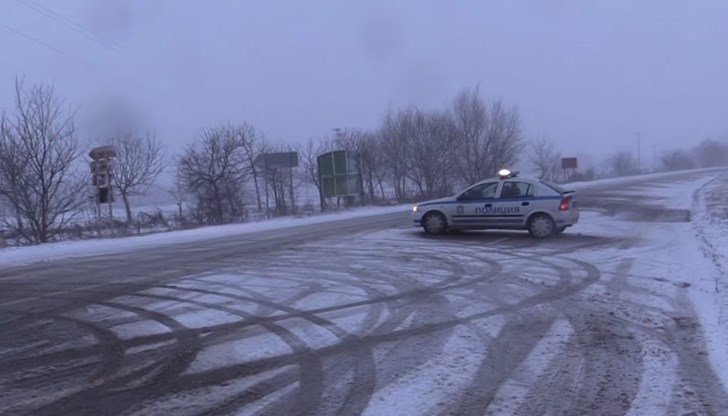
<box><xmin>1</xmin><ymin>0</ymin><xmax>727</xmax><ymax>168</ymax></box>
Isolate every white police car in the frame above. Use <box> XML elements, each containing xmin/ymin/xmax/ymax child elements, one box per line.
<box><xmin>411</xmin><ymin>169</ymin><xmax>579</xmax><ymax>238</ymax></box>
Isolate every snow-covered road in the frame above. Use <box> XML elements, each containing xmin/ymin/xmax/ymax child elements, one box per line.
<box><xmin>1</xmin><ymin>170</ymin><xmax>727</xmax><ymax>415</ymax></box>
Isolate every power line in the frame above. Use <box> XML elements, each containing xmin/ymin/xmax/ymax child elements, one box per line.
<box><xmin>0</xmin><ymin>21</ymin><xmax>98</xmax><ymax>68</ymax></box>
<box><xmin>14</xmin><ymin>0</ymin><xmax>173</xmax><ymax>84</ymax></box>
<box><xmin>0</xmin><ymin>20</ymin><xmax>180</xmax><ymax>104</ymax></box>
<box><xmin>5</xmin><ymin>2</ymin><xmax>199</xmax><ymax>109</ymax></box>
<box><xmin>15</xmin><ymin>0</ymin><xmax>123</xmax><ymax>53</ymax></box>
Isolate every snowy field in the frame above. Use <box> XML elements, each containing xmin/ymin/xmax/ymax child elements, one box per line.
<box><xmin>2</xmin><ymin>171</ymin><xmax>727</xmax><ymax>414</ymax></box>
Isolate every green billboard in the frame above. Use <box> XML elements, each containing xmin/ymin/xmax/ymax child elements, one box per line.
<box><xmin>317</xmin><ymin>150</ymin><xmax>362</xmax><ymax>198</ymax></box>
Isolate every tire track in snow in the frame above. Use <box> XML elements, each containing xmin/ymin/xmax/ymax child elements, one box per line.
<box><xmin>2</xmin><ymin>235</ymin><xmax>602</xmax><ymax>416</ymax></box>
<box><xmin>28</xmin><ymin>301</ymin><xmax>200</xmax><ymax>416</ymax></box>
<box><xmin>666</xmin><ymin>290</ymin><xmax>728</xmax><ymax>414</ymax></box>
<box><xmin>129</xmin><ymin>248</ymin><xmax>463</xmax><ymax>415</ymax></box>
<box><xmin>8</xmin><ymin>206</ymin><xmax>717</xmax><ymax>415</ymax></box>
<box><xmin>125</xmin><ymin>289</ymin><xmax>328</xmax><ymax>416</ymax></box>
<box><xmin>485</xmin><ymin>319</ymin><xmax>574</xmax><ymax>416</ymax></box>
<box><xmin>178</xmin><ymin>282</ymin><xmax>376</xmax><ymax>416</ymax></box>
<box><xmin>361</xmin><ymin>321</ymin><xmax>501</xmax><ymax>416</ymax></box>
<box><xmin>564</xmin><ymin>258</ymin><xmax>643</xmax><ymax>415</ymax></box>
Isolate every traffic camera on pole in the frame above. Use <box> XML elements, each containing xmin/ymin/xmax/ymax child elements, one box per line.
<box><xmin>89</xmin><ymin>146</ymin><xmax>116</xmax><ymax>205</ymax></box>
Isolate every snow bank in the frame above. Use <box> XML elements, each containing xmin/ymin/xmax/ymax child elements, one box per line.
<box><xmin>689</xmin><ymin>173</ymin><xmax>728</xmax><ymax>390</ymax></box>
<box><xmin>2</xmin><ymin>167</ymin><xmax>725</xmax><ymax>269</ymax></box>
<box><xmin>563</xmin><ymin>167</ymin><xmax>727</xmax><ymax>191</ymax></box>
<box><xmin>0</xmin><ymin>205</ymin><xmax>409</xmax><ymax>268</ymax></box>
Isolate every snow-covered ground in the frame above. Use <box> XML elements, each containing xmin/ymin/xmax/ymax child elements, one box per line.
<box><xmin>0</xmin><ymin>205</ymin><xmax>408</xmax><ymax>268</ymax></box>
<box><xmin>562</xmin><ymin>166</ymin><xmax>727</xmax><ymax>190</ymax></box>
<box><xmin>358</xmin><ymin>173</ymin><xmax>728</xmax><ymax>414</ymax></box>
<box><xmin>3</xmin><ymin>171</ymin><xmax>728</xmax><ymax>414</ymax></box>
<box><xmin>2</xmin><ymin>167</ymin><xmax>722</xmax><ymax>267</ymax></box>
<box><xmin>690</xmin><ymin>172</ymin><xmax>728</xmax><ymax>391</ymax></box>
<box><xmin>576</xmin><ymin>173</ymin><xmax>728</xmax><ymax>407</ymax></box>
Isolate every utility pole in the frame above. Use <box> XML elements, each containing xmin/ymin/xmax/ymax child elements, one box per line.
<box><xmin>637</xmin><ymin>131</ymin><xmax>641</xmax><ymax>173</ymax></box>
<box><xmin>332</xmin><ymin>127</ymin><xmax>343</xmax><ymax>148</ymax></box>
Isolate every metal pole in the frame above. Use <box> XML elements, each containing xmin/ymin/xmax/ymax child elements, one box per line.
<box><xmin>264</xmin><ymin>175</ymin><xmax>269</xmax><ymax>219</ymax></box>
<box><xmin>263</xmin><ymin>157</ymin><xmax>270</xmax><ymax>219</ymax></box>
<box><xmin>637</xmin><ymin>131</ymin><xmax>641</xmax><ymax>173</ymax></box>
<box><xmin>107</xmin><ymin>171</ymin><xmax>113</xmax><ymax>222</ymax></box>
<box><xmin>289</xmin><ymin>166</ymin><xmax>295</xmax><ymax>214</ymax></box>
<box><xmin>357</xmin><ymin>152</ymin><xmax>365</xmax><ymax>206</ymax></box>
<box><xmin>96</xmin><ymin>191</ymin><xmax>102</xmax><ymax>235</ymax></box>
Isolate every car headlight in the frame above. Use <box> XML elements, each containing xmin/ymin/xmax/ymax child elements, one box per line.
<box><xmin>412</xmin><ymin>205</ymin><xmax>419</xmax><ymax>213</ymax></box>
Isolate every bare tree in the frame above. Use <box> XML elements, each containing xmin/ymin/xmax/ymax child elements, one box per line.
<box><xmin>451</xmin><ymin>87</ymin><xmax>525</xmax><ymax>185</ymax></box>
<box><xmin>258</xmin><ymin>140</ymin><xmax>299</xmax><ymax>215</ymax></box>
<box><xmin>484</xmin><ymin>99</ymin><xmax>525</xmax><ymax>174</ymax></box>
<box><xmin>661</xmin><ymin>149</ymin><xmax>696</xmax><ymax>171</ymax></box>
<box><xmin>106</xmin><ymin>130</ymin><xmax>166</xmax><ymax>223</ymax></box>
<box><xmin>607</xmin><ymin>151</ymin><xmax>638</xmax><ymax>177</ymax></box>
<box><xmin>177</xmin><ymin>125</ymin><xmax>250</xmax><ymax>224</ymax></box>
<box><xmin>351</xmin><ymin>131</ymin><xmax>388</xmax><ymax>202</ymax></box>
<box><xmin>568</xmin><ymin>167</ymin><xmax>597</xmax><ymax>182</ymax></box>
<box><xmin>451</xmin><ymin>86</ymin><xmax>489</xmax><ymax>185</ymax></box>
<box><xmin>0</xmin><ymin>80</ymin><xmax>85</xmax><ymax>243</ymax></box>
<box><xmin>233</xmin><ymin>123</ymin><xmax>265</xmax><ymax>212</ymax></box>
<box><xmin>168</xmin><ymin>165</ymin><xmax>187</xmax><ymax>223</ymax></box>
<box><xmin>381</xmin><ymin>107</ymin><xmax>459</xmax><ymax>200</ymax></box>
<box><xmin>406</xmin><ymin>109</ymin><xmax>457</xmax><ymax>198</ymax></box>
<box><xmin>298</xmin><ymin>136</ymin><xmax>334</xmax><ymax>211</ymax></box>
<box><xmin>693</xmin><ymin>139</ymin><xmax>728</xmax><ymax>168</ymax></box>
<box><xmin>528</xmin><ymin>137</ymin><xmax>562</xmax><ymax>181</ymax></box>
<box><xmin>380</xmin><ymin>108</ymin><xmax>412</xmax><ymax>201</ymax></box>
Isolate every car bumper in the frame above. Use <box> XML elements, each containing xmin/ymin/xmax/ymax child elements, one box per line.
<box><xmin>555</xmin><ymin>210</ymin><xmax>579</xmax><ymax>227</ymax></box>
<box><xmin>412</xmin><ymin>212</ymin><xmax>424</xmax><ymax>227</ymax></box>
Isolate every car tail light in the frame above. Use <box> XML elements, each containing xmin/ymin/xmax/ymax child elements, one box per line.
<box><xmin>559</xmin><ymin>197</ymin><xmax>571</xmax><ymax>211</ymax></box>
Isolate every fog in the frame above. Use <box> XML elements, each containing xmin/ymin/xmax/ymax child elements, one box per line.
<box><xmin>2</xmin><ymin>0</ymin><xmax>727</xmax><ymax>169</ymax></box>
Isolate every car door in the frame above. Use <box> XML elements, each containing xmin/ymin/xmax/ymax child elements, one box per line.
<box><xmin>452</xmin><ymin>181</ymin><xmax>501</xmax><ymax>229</ymax></box>
<box><xmin>490</xmin><ymin>181</ymin><xmax>536</xmax><ymax>227</ymax></box>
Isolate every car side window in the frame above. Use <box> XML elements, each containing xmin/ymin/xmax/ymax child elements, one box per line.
<box><xmin>499</xmin><ymin>182</ymin><xmax>534</xmax><ymax>198</ymax></box>
<box><xmin>459</xmin><ymin>182</ymin><xmax>499</xmax><ymax>201</ymax></box>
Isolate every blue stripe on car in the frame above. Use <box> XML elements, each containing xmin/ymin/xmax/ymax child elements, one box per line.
<box><xmin>418</xmin><ymin>196</ymin><xmax>561</xmax><ymax>207</ymax></box>
<box><xmin>452</xmin><ymin>214</ymin><xmax>523</xmax><ymax>218</ymax></box>
<box><xmin>451</xmin><ymin>218</ymin><xmax>522</xmax><ymax>223</ymax></box>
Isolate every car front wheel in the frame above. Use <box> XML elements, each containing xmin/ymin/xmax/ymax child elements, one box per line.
<box><xmin>528</xmin><ymin>214</ymin><xmax>556</xmax><ymax>238</ymax></box>
<box><xmin>423</xmin><ymin>212</ymin><xmax>448</xmax><ymax>235</ymax></box>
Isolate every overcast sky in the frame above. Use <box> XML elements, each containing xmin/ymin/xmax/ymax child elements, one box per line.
<box><xmin>1</xmin><ymin>0</ymin><xmax>727</xmax><ymax>170</ymax></box>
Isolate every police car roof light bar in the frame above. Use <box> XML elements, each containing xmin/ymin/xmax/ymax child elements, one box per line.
<box><xmin>498</xmin><ymin>169</ymin><xmax>519</xmax><ymax>179</ymax></box>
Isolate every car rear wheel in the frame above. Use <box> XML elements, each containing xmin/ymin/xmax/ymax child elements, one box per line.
<box><xmin>528</xmin><ymin>214</ymin><xmax>556</xmax><ymax>238</ymax></box>
<box><xmin>423</xmin><ymin>212</ymin><xmax>448</xmax><ymax>235</ymax></box>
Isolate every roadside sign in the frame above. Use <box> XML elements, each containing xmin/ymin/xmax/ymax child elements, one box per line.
<box><xmin>90</xmin><ymin>159</ymin><xmax>113</xmax><ymax>173</ymax></box>
<box><xmin>317</xmin><ymin>150</ymin><xmax>363</xmax><ymax>198</ymax></box>
<box><xmin>88</xmin><ymin>145</ymin><xmax>116</xmax><ymax>215</ymax></box>
<box><xmin>561</xmin><ymin>157</ymin><xmax>578</xmax><ymax>169</ymax></box>
<box><xmin>254</xmin><ymin>152</ymin><xmax>299</xmax><ymax>170</ymax></box>
<box><xmin>89</xmin><ymin>145</ymin><xmax>117</xmax><ymax>160</ymax></box>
